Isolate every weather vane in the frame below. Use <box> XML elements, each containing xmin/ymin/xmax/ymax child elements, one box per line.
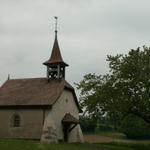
<box><xmin>54</xmin><ymin>16</ymin><xmax>58</xmax><ymax>35</ymax></box>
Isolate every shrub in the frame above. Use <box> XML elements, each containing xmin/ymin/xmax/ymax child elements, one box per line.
<box><xmin>80</xmin><ymin>116</ymin><xmax>96</xmax><ymax>133</ymax></box>
<box><xmin>95</xmin><ymin>123</ymin><xmax>113</xmax><ymax>132</ymax></box>
<box><xmin>121</xmin><ymin>114</ymin><xmax>150</xmax><ymax>139</ymax></box>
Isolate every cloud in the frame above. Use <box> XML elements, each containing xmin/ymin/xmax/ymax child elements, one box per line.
<box><xmin>1</xmin><ymin>0</ymin><xmax>150</xmax><ymax>86</ymax></box>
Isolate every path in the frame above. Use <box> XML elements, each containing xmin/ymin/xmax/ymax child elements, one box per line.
<box><xmin>84</xmin><ymin>134</ymin><xmax>114</xmax><ymax>143</ymax></box>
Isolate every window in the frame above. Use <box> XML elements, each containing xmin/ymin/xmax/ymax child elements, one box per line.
<box><xmin>13</xmin><ymin>114</ymin><xmax>21</xmax><ymax>127</ymax></box>
<box><xmin>65</xmin><ymin>99</ymin><xmax>68</xmax><ymax>103</ymax></box>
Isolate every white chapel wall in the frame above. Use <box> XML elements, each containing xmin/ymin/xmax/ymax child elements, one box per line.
<box><xmin>41</xmin><ymin>89</ymin><xmax>84</xmax><ymax>142</ymax></box>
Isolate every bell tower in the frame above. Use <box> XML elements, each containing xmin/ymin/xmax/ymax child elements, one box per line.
<box><xmin>43</xmin><ymin>17</ymin><xmax>69</xmax><ymax>80</ymax></box>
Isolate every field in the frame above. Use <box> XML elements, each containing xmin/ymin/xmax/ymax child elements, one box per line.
<box><xmin>0</xmin><ymin>139</ymin><xmax>150</xmax><ymax>150</ymax></box>
<box><xmin>0</xmin><ymin>132</ymin><xmax>150</xmax><ymax>150</ymax></box>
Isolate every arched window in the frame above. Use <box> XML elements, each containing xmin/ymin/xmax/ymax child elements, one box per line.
<box><xmin>13</xmin><ymin>114</ymin><xmax>21</xmax><ymax>127</ymax></box>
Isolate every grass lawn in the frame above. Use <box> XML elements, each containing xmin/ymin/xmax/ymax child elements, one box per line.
<box><xmin>0</xmin><ymin>139</ymin><xmax>150</xmax><ymax>150</ymax></box>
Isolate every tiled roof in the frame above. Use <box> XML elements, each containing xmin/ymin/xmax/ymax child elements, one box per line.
<box><xmin>0</xmin><ymin>78</ymin><xmax>81</xmax><ymax>111</ymax></box>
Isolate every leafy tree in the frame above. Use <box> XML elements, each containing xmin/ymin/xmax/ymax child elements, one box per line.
<box><xmin>76</xmin><ymin>74</ymin><xmax>122</xmax><ymax>130</ymax></box>
<box><xmin>76</xmin><ymin>46</ymin><xmax>150</xmax><ymax>124</ymax></box>
<box><xmin>107</xmin><ymin>46</ymin><xmax>150</xmax><ymax>123</ymax></box>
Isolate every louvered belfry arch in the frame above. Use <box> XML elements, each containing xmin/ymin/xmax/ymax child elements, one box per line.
<box><xmin>43</xmin><ymin>18</ymin><xmax>68</xmax><ymax>80</ymax></box>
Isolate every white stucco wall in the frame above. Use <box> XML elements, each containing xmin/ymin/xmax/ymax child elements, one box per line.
<box><xmin>41</xmin><ymin>89</ymin><xmax>84</xmax><ymax>143</ymax></box>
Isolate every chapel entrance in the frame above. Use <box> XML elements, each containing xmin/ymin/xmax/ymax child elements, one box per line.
<box><xmin>62</xmin><ymin>113</ymin><xmax>79</xmax><ymax>142</ymax></box>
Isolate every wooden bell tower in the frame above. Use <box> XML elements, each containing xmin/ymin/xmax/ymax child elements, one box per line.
<box><xmin>43</xmin><ymin>17</ymin><xmax>68</xmax><ymax>80</ymax></box>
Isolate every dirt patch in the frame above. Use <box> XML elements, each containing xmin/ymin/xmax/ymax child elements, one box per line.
<box><xmin>84</xmin><ymin>134</ymin><xmax>114</xmax><ymax>143</ymax></box>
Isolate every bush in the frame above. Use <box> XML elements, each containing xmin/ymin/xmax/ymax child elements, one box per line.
<box><xmin>95</xmin><ymin>123</ymin><xmax>113</xmax><ymax>132</ymax></box>
<box><xmin>121</xmin><ymin>114</ymin><xmax>150</xmax><ymax>139</ymax></box>
<box><xmin>80</xmin><ymin>116</ymin><xmax>96</xmax><ymax>133</ymax></box>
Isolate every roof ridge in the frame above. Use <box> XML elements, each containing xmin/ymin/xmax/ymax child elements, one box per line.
<box><xmin>8</xmin><ymin>77</ymin><xmax>46</xmax><ymax>81</ymax></box>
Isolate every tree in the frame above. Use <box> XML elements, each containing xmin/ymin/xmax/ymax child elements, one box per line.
<box><xmin>76</xmin><ymin>73</ymin><xmax>123</xmax><ymax>130</ymax></box>
<box><xmin>76</xmin><ymin>46</ymin><xmax>150</xmax><ymax>124</ymax></box>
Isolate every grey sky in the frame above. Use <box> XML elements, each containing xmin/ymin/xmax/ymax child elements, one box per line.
<box><xmin>0</xmin><ymin>0</ymin><xmax>150</xmax><ymax>86</ymax></box>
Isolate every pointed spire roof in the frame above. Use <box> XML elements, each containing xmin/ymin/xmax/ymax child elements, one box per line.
<box><xmin>50</xmin><ymin>35</ymin><xmax>63</xmax><ymax>63</ymax></box>
<box><xmin>43</xmin><ymin>17</ymin><xmax>68</xmax><ymax>67</ymax></box>
<box><xmin>43</xmin><ymin>35</ymin><xmax>68</xmax><ymax>66</ymax></box>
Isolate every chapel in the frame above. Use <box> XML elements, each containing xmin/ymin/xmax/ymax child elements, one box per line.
<box><xmin>0</xmin><ymin>18</ymin><xmax>84</xmax><ymax>143</ymax></box>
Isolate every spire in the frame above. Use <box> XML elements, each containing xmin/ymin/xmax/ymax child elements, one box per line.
<box><xmin>43</xmin><ymin>17</ymin><xmax>68</xmax><ymax>67</ymax></box>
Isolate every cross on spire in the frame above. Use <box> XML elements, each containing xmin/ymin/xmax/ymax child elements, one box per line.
<box><xmin>54</xmin><ymin>16</ymin><xmax>58</xmax><ymax>37</ymax></box>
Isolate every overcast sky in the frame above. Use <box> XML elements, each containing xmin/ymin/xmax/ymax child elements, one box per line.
<box><xmin>0</xmin><ymin>0</ymin><xmax>150</xmax><ymax>86</ymax></box>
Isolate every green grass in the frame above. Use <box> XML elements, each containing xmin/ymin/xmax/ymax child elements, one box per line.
<box><xmin>104</xmin><ymin>142</ymin><xmax>150</xmax><ymax>150</ymax></box>
<box><xmin>0</xmin><ymin>139</ymin><xmax>150</xmax><ymax>150</ymax></box>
